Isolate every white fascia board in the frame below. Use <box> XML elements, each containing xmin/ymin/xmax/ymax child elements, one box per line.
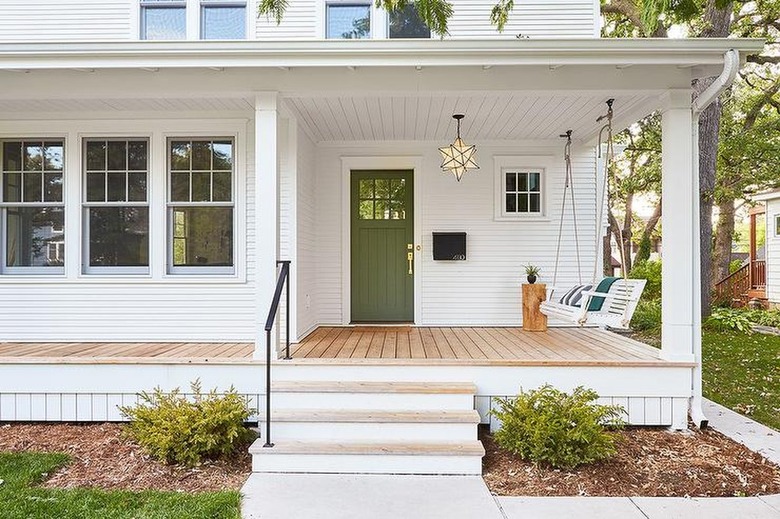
<box><xmin>0</xmin><ymin>38</ymin><xmax>765</xmax><ymax>70</ymax></box>
<box><xmin>752</xmin><ymin>190</ymin><xmax>780</xmax><ymax>202</ymax></box>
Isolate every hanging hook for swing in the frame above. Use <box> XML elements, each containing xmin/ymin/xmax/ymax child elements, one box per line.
<box><xmin>596</xmin><ymin>98</ymin><xmax>614</xmax><ymax>158</ymax></box>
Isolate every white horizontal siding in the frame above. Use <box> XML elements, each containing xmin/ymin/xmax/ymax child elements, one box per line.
<box><xmin>0</xmin><ymin>0</ymin><xmax>133</xmax><ymax>41</ymax></box>
<box><xmin>254</xmin><ymin>0</ymin><xmax>318</xmax><ymax>40</ymax></box>
<box><xmin>313</xmin><ymin>142</ymin><xmax>598</xmax><ymax>326</ymax></box>
<box><xmin>767</xmin><ymin>200</ymin><xmax>780</xmax><ymax>304</ymax></box>
<box><xmin>295</xmin><ymin>127</ymin><xmax>319</xmax><ymax>338</ymax></box>
<box><xmin>447</xmin><ymin>0</ymin><xmax>597</xmax><ymax>38</ymax></box>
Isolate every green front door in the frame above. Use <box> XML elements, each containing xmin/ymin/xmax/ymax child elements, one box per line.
<box><xmin>351</xmin><ymin>170</ymin><xmax>414</xmax><ymax>322</ymax></box>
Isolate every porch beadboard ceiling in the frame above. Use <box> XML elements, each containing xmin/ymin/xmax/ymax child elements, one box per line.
<box><xmin>284</xmin><ymin>93</ymin><xmax>649</xmax><ymax>142</ymax></box>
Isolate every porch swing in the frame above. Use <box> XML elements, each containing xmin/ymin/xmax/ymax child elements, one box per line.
<box><xmin>539</xmin><ymin>100</ymin><xmax>646</xmax><ymax>329</ymax></box>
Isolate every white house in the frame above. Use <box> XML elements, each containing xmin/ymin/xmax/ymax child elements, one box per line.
<box><xmin>754</xmin><ymin>190</ymin><xmax>780</xmax><ymax>308</ymax></box>
<box><xmin>0</xmin><ymin>1</ymin><xmax>764</xmax><ymax>475</ymax></box>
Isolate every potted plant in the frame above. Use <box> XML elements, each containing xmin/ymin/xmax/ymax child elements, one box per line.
<box><xmin>524</xmin><ymin>264</ymin><xmax>541</xmax><ymax>284</ymax></box>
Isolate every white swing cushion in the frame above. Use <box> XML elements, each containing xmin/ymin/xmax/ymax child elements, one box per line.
<box><xmin>558</xmin><ymin>284</ymin><xmax>592</xmax><ymax>307</ymax></box>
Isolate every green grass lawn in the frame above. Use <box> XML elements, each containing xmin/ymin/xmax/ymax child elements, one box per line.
<box><xmin>703</xmin><ymin>330</ymin><xmax>780</xmax><ymax>431</ymax></box>
<box><xmin>0</xmin><ymin>452</ymin><xmax>241</xmax><ymax>519</ymax></box>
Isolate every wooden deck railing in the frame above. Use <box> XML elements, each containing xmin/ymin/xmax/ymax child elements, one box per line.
<box><xmin>714</xmin><ymin>260</ymin><xmax>766</xmax><ymax>305</ymax></box>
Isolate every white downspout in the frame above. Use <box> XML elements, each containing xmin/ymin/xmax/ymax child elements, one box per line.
<box><xmin>689</xmin><ymin>49</ymin><xmax>739</xmax><ymax>429</ymax></box>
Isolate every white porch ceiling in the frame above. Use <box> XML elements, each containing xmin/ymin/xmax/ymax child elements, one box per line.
<box><xmin>284</xmin><ymin>93</ymin><xmax>654</xmax><ymax>143</ymax></box>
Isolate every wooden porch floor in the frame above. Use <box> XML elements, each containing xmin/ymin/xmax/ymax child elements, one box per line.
<box><xmin>0</xmin><ymin>327</ymin><xmax>688</xmax><ymax>367</ymax></box>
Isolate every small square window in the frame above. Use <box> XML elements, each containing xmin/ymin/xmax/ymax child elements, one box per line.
<box><xmin>501</xmin><ymin>169</ymin><xmax>543</xmax><ymax>216</ymax></box>
<box><xmin>775</xmin><ymin>215</ymin><xmax>780</xmax><ymax>237</ymax></box>
<box><xmin>141</xmin><ymin>0</ymin><xmax>186</xmax><ymax>40</ymax></box>
<box><xmin>201</xmin><ymin>2</ymin><xmax>246</xmax><ymax>40</ymax></box>
<box><xmin>389</xmin><ymin>3</ymin><xmax>431</xmax><ymax>38</ymax></box>
<box><xmin>327</xmin><ymin>3</ymin><xmax>371</xmax><ymax>39</ymax></box>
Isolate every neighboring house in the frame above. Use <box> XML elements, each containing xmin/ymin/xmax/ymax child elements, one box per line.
<box><xmin>753</xmin><ymin>191</ymin><xmax>780</xmax><ymax>308</ymax></box>
<box><xmin>715</xmin><ymin>204</ymin><xmax>768</xmax><ymax>307</ymax></box>
<box><xmin>0</xmin><ymin>1</ymin><xmax>763</xmax><ymax>475</ymax></box>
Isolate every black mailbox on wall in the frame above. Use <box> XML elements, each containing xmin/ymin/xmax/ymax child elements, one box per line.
<box><xmin>432</xmin><ymin>232</ymin><xmax>467</xmax><ymax>260</ymax></box>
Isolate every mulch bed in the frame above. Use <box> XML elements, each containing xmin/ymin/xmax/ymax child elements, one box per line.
<box><xmin>0</xmin><ymin>423</ymin><xmax>252</xmax><ymax>493</ymax></box>
<box><xmin>482</xmin><ymin>426</ymin><xmax>780</xmax><ymax>497</ymax></box>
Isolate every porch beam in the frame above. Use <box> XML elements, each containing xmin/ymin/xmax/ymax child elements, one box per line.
<box><xmin>255</xmin><ymin>92</ymin><xmax>280</xmax><ymax>359</ymax></box>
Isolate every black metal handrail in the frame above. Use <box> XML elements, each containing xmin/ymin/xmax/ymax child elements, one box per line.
<box><xmin>263</xmin><ymin>260</ymin><xmax>291</xmax><ymax>448</ymax></box>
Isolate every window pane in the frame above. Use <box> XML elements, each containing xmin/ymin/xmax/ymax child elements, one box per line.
<box><xmin>3</xmin><ymin>172</ymin><xmax>21</xmax><ymax>203</ymax></box>
<box><xmin>389</xmin><ymin>3</ymin><xmax>431</xmax><ymax>38</ymax></box>
<box><xmin>128</xmin><ymin>141</ymin><xmax>148</xmax><ymax>171</ymax></box>
<box><xmin>44</xmin><ymin>172</ymin><xmax>63</xmax><ymax>202</ymax></box>
<box><xmin>43</xmin><ymin>142</ymin><xmax>63</xmax><ymax>171</ymax></box>
<box><xmin>87</xmin><ymin>172</ymin><xmax>106</xmax><ymax>202</ymax></box>
<box><xmin>171</xmin><ymin>172</ymin><xmax>190</xmax><ymax>202</ymax></box>
<box><xmin>143</xmin><ymin>7</ymin><xmax>186</xmax><ymax>40</ymax></box>
<box><xmin>529</xmin><ymin>172</ymin><xmax>540</xmax><ymax>192</ymax></box>
<box><xmin>518</xmin><ymin>194</ymin><xmax>529</xmax><ymax>212</ymax></box>
<box><xmin>128</xmin><ymin>172</ymin><xmax>148</xmax><ymax>202</ymax></box>
<box><xmin>191</xmin><ymin>171</ymin><xmax>211</xmax><ymax>202</ymax></box>
<box><xmin>171</xmin><ymin>207</ymin><xmax>233</xmax><ymax>267</ymax></box>
<box><xmin>24</xmin><ymin>143</ymin><xmax>43</xmax><ymax>171</ymax></box>
<box><xmin>212</xmin><ymin>141</ymin><xmax>233</xmax><ymax>170</ymax></box>
<box><xmin>327</xmin><ymin>4</ymin><xmax>371</xmax><ymax>39</ymax></box>
<box><xmin>5</xmin><ymin>207</ymin><xmax>64</xmax><ymax>267</ymax></box>
<box><xmin>202</xmin><ymin>6</ymin><xmax>246</xmax><ymax>40</ymax></box>
<box><xmin>505</xmin><ymin>172</ymin><xmax>516</xmax><ymax>192</ymax></box>
<box><xmin>375</xmin><ymin>178</ymin><xmax>390</xmax><ymax>199</ymax></box>
<box><xmin>359</xmin><ymin>200</ymin><xmax>374</xmax><ymax>219</ymax></box>
<box><xmin>89</xmin><ymin>207</ymin><xmax>149</xmax><ymax>267</ymax></box>
<box><xmin>86</xmin><ymin>141</ymin><xmax>106</xmax><ymax>171</ymax></box>
<box><xmin>374</xmin><ymin>199</ymin><xmax>388</xmax><ymax>219</ymax></box>
<box><xmin>171</xmin><ymin>141</ymin><xmax>191</xmax><ymax>170</ymax></box>
<box><xmin>192</xmin><ymin>141</ymin><xmax>211</xmax><ymax>170</ymax></box>
<box><xmin>107</xmin><ymin>141</ymin><xmax>127</xmax><ymax>171</ymax></box>
<box><xmin>529</xmin><ymin>193</ymin><xmax>541</xmax><ymax>213</ymax></box>
<box><xmin>107</xmin><ymin>172</ymin><xmax>127</xmax><ymax>202</ymax></box>
<box><xmin>24</xmin><ymin>172</ymin><xmax>42</xmax><ymax>202</ymax></box>
<box><xmin>3</xmin><ymin>142</ymin><xmax>22</xmax><ymax>171</ymax></box>
<box><xmin>359</xmin><ymin>179</ymin><xmax>374</xmax><ymax>199</ymax></box>
<box><xmin>517</xmin><ymin>172</ymin><xmax>528</xmax><ymax>192</ymax></box>
<box><xmin>505</xmin><ymin>193</ymin><xmax>516</xmax><ymax>213</ymax></box>
<box><xmin>212</xmin><ymin>171</ymin><xmax>231</xmax><ymax>202</ymax></box>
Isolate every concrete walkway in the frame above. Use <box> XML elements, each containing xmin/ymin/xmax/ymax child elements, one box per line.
<box><xmin>242</xmin><ymin>400</ymin><xmax>780</xmax><ymax>518</ymax></box>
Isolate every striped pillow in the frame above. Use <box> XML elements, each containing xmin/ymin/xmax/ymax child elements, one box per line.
<box><xmin>559</xmin><ymin>284</ymin><xmax>592</xmax><ymax>307</ymax></box>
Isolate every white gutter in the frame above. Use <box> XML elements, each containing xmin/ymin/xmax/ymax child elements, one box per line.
<box><xmin>689</xmin><ymin>48</ymin><xmax>740</xmax><ymax>429</ymax></box>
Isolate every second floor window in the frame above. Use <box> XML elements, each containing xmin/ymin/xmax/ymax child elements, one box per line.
<box><xmin>141</xmin><ymin>0</ymin><xmax>187</xmax><ymax>40</ymax></box>
<box><xmin>201</xmin><ymin>0</ymin><xmax>246</xmax><ymax>39</ymax></box>
<box><xmin>327</xmin><ymin>3</ymin><xmax>371</xmax><ymax>39</ymax></box>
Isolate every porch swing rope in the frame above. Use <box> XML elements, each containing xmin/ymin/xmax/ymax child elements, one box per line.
<box><xmin>551</xmin><ymin>130</ymin><xmax>582</xmax><ymax>294</ymax></box>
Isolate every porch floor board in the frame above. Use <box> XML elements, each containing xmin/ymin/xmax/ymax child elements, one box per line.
<box><xmin>0</xmin><ymin>327</ymin><xmax>691</xmax><ymax>367</ymax></box>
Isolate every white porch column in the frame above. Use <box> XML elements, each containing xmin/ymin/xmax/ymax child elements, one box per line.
<box><xmin>255</xmin><ymin>92</ymin><xmax>280</xmax><ymax>359</ymax></box>
<box><xmin>660</xmin><ymin>90</ymin><xmax>697</xmax><ymax>365</ymax></box>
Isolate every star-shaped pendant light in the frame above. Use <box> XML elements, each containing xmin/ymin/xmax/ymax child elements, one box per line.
<box><xmin>439</xmin><ymin>114</ymin><xmax>479</xmax><ymax>181</ymax></box>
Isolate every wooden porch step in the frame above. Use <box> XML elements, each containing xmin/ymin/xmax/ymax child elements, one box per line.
<box><xmin>250</xmin><ymin>439</ymin><xmax>485</xmax><ymax>456</ymax></box>
<box><xmin>260</xmin><ymin>409</ymin><xmax>480</xmax><ymax>423</ymax></box>
<box><xmin>271</xmin><ymin>381</ymin><xmax>476</xmax><ymax>394</ymax></box>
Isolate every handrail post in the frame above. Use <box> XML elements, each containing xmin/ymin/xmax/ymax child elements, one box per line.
<box><xmin>263</xmin><ymin>328</ymin><xmax>273</xmax><ymax>448</ymax></box>
<box><xmin>285</xmin><ymin>262</ymin><xmax>291</xmax><ymax>360</ymax></box>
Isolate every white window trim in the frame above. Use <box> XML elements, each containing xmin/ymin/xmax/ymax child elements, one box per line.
<box><xmin>81</xmin><ymin>137</ymin><xmax>151</xmax><ymax>276</ymax></box>
<box><xmin>493</xmin><ymin>155</ymin><xmax>552</xmax><ymax>221</ymax></box>
<box><xmin>166</xmin><ymin>136</ymin><xmax>237</xmax><ymax>276</ymax></box>
<box><xmin>320</xmin><ymin>0</ymin><xmax>435</xmax><ymax>40</ymax></box>
<box><xmin>140</xmin><ymin>0</ymin><xmax>249</xmax><ymax>41</ymax></box>
<box><xmin>774</xmin><ymin>213</ymin><xmax>780</xmax><ymax>238</ymax></box>
<box><xmin>0</xmin><ymin>137</ymin><xmax>67</xmax><ymax>276</ymax></box>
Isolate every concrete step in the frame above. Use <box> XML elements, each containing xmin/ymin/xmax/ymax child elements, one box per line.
<box><xmin>249</xmin><ymin>439</ymin><xmax>485</xmax><ymax>475</ymax></box>
<box><xmin>262</xmin><ymin>409</ymin><xmax>480</xmax><ymax>441</ymax></box>
<box><xmin>270</xmin><ymin>381</ymin><xmax>476</xmax><ymax>410</ymax></box>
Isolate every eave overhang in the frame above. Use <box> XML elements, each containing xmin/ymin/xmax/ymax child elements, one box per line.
<box><xmin>0</xmin><ymin>38</ymin><xmax>766</xmax><ymax>71</ymax></box>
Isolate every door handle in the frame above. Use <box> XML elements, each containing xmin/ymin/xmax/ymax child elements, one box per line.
<box><xmin>407</xmin><ymin>252</ymin><xmax>414</xmax><ymax>275</ymax></box>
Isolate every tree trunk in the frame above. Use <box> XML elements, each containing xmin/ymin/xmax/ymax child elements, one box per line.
<box><xmin>713</xmin><ymin>198</ymin><xmax>736</xmax><ymax>285</ymax></box>
<box><xmin>621</xmin><ymin>192</ymin><xmax>634</xmax><ymax>274</ymax></box>
<box><xmin>695</xmin><ymin>0</ymin><xmax>733</xmax><ymax>317</ymax></box>
<box><xmin>603</xmin><ymin>234</ymin><xmax>613</xmax><ymax>277</ymax></box>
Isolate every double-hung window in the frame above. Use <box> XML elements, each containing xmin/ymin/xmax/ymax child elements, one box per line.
<box><xmin>1</xmin><ymin>140</ymin><xmax>65</xmax><ymax>274</ymax></box>
<box><xmin>84</xmin><ymin>139</ymin><xmax>150</xmax><ymax>274</ymax></box>
<box><xmin>326</xmin><ymin>2</ymin><xmax>372</xmax><ymax>39</ymax></box>
<box><xmin>141</xmin><ymin>0</ymin><xmax>187</xmax><ymax>40</ymax></box>
<box><xmin>201</xmin><ymin>0</ymin><xmax>246</xmax><ymax>39</ymax></box>
<box><xmin>168</xmin><ymin>139</ymin><xmax>234</xmax><ymax>274</ymax></box>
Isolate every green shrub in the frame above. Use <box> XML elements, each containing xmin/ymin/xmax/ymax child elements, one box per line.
<box><xmin>741</xmin><ymin>308</ymin><xmax>780</xmax><ymax>328</ymax></box>
<box><xmin>705</xmin><ymin>307</ymin><xmax>753</xmax><ymax>334</ymax></box>
<box><xmin>628</xmin><ymin>260</ymin><xmax>661</xmax><ymax>301</ymax></box>
<box><xmin>631</xmin><ymin>298</ymin><xmax>662</xmax><ymax>332</ymax></box>
<box><xmin>729</xmin><ymin>259</ymin><xmax>745</xmax><ymax>275</ymax></box>
<box><xmin>490</xmin><ymin>385</ymin><xmax>625</xmax><ymax>470</ymax></box>
<box><xmin>120</xmin><ymin>380</ymin><xmax>255</xmax><ymax>467</ymax></box>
